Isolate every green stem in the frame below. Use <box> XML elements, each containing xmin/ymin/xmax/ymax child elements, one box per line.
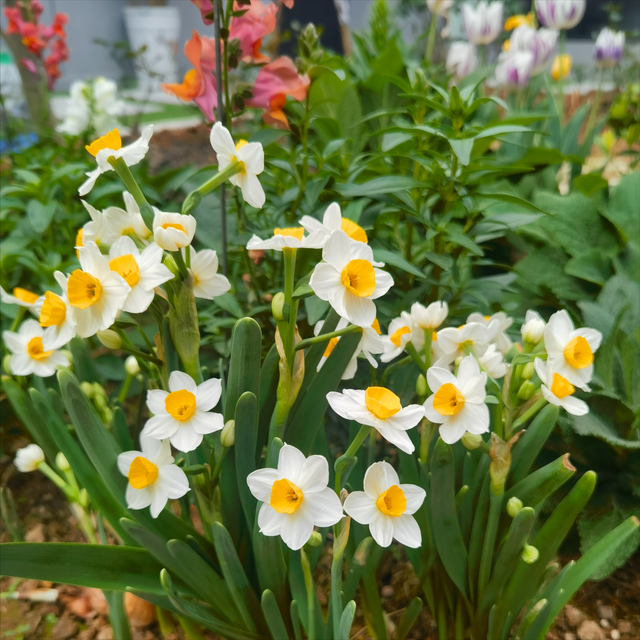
<box><xmin>426</xmin><ymin>12</ymin><xmax>438</xmax><ymax>64</ymax></box>
<box><xmin>107</xmin><ymin>157</ymin><xmax>153</xmax><ymax>228</ymax></box>
<box><xmin>510</xmin><ymin>396</ymin><xmax>547</xmax><ymax>434</ymax></box>
<box><xmin>406</xmin><ymin>342</ymin><xmax>428</xmax><ymax>374</ymax></box>
<box><xmin>71</xmin><ymin>503</ymin><xmax>98</xmax><ymax>544</ymax></box>
<box><xmin>118</xmin><ymin>374</ymin><xmax>134</xmax><ymax>405</ymax></box>
<box><xmin>295</xmin><ymin>325</ymin><xmax>361</xmax><ymax>351</ymax></box>
<box><xmin>380</xmin><ymin>355</ymin><xmax>413</xmax><ymax>385</ymax></box>
<box><xmin>478</xmin><ymin>488</ymin><xmax>503</xmax><ymax>598</ymax></box>
<box><xmin>177</xmin><ymin>615</ymin><xmax>205</xmax><ymax>640</ymax></box>
<box><xmin>120</xmin><ymin>345</ymin><xmax>163</xmax><ymax>368</ymax></box>
<box><xmin>423</xmin><ymin>329</ymin><xmax>433</xmax><ymax>372</ymax></box>
<box><xmin>584</xmin><ymin>67</ymin><xmax>605</xmax><ymax>143</ymax></box>
<box><xmin>9</xmin><ymin>306</ymin><xmax>26</xmax><ymax>332</ymax></box>
<box><xmin>283</xmin><ymin>248</ymin><xmax>298</xmax><ymax>371</ymax></box>
<box><xmin>300</xmin><ymin>549</ymin><xmax>315</xmax><ymax>640</ymax></box>
<box><xmin>181</xmin><ymin>161</ymin><xmax>242</xmax><ymax>215</ymax></box>
<box><xmin>334</xmin><ymin>424</ymin><xmax>371</xmax><ymax>493</ymax></box>
<box><xmin>420</xmin><ymin>419</ymin><xmax>435</xmax><ymax>467</ymax></box>
<box><xmin>173</xmin><ymin>250</ymin><xmax>191</xmax><ymax>281</ymax></box>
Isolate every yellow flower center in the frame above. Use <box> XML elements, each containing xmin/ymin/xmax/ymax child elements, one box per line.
<box><xmin>162</xmin><ymin>222</ymin><xmax>187</xmax><ymax>234</ymax></box>
<box><xmin>67</xmin><ymin>270</ymin><xmax>103</xmax><ymax>309</ymax></box>
<box><xmin>323</xmin><ymin>336</ymin><xmax>339</xmax><ymax>358</ymax></box>
<box><xmin>341</xmin><ymin>218</ymin><xmax>368</xmax><ymax>243</ymax></box>
<box><xmin>563</xmin><ymin>336</ymin><xmax>593</xmax><ymax>369</ymax></box>
<box><xmin>128</xmin><ymin>456</ymin><xmax>158</xmax><ymax>490</ymax></box>
<box><xmin>39</xmin><ymin>291</ymin><xmax>66</xmax><ymax>327</ymax></box>
<box><xmin>270</xmin><ymin>478</ymin><xmax>304</xmax><ymax>514</ymax></box>
<box><xmin>340</xmin><ymin>259</ymin><xmax>376</xmax><ymax>297</ymax></box>
<box><xmin>432</xmin><ymin>331</ymin><xmax>438</xmax><ymax>342</ymax></box>
<box><xmin>165</xmin><ymin>389</ymin><xmax>197</xmax><ymax>422</ymax></box>
<box><xmin>433</xmin><ymin>383</ymin><xmax>465</xmax><ymax>416</ymax></box>
<box><xmin>390</xmin><ymin>326</ymin><xmax>411</xmax><ymax>347</ymax></box>
<box><xmin>75</xmin><ymin>227</ymin><xmax>84</xmax><ymax>247</ymax></box>
<box><xmin>109</xmin><ymin>254</ymin><xmax>140</xmax><ymax>287</ymax></box>
<box><xmin>12</xmin><ymin>287</ymin><xmax>39</xmax><ymax>304</ymax></box>
<box><xmin>376</xmin><ymin>484</ymin><xmax>407</xmax><ymax>517</ymax></box>
<box><xmin>274</xmin><ymin>227</ymin><xmax>304</xmax><ymax>241</ymax></box>
<box><xmin>85</xmin><ymin>128</ymin><xmax>122</xmax><ymax>157</ymax></box>
<box><xmin>27</xmin><ymin>337</ymin><xmax>53</xmax><ymax>361</ymax></box>
<box><xmin>371</xmin><ymin>318</ymin><xmax>381</xmax><ymax>335</ymax></box>
<box><xmin>365</xmin><ymin>386</ymin><xmax>401</xmax><ymax>420</ymax></box>
<box><xmin>233</xmin><ymin>140</ymin><xmax>248</xmax><ymax>173</ymax></box>
<box><xmin>550</xmin><ymin>373</ymin><xmax>575</xmax><ymax>399</ymax></box>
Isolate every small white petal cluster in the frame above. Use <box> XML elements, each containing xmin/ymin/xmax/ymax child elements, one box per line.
<box><xmin>3</xmin><ymin>320</ymin><xmax>69</xmax><ymax>377</ymax></box>
<box><xmin>14</xmin><ymin>444</ymin><xmax>45</xmax><ymax>472</ymax></box>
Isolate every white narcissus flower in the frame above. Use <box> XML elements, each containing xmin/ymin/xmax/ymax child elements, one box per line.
<box><xmin>117</xmin><ymin>436</ymin><xmax>190</xmax><ymax>518</ymax></box>
<box><xmin>185</xmin><ymin>247</ymin><xmax>231</xmax><ymax>300</ymax></box>
<box><xmin>343</xmin><ymin>461</ymin><xmax>425</xmax><ymax>548</ymax></box>
<box><xmin>468</xmin><ymin>312</ymin><xmax>513</xmax><ymax>355</ymax></box>
<box><xmin>446</xmin><ymin>42</ymin><xmax>478</xmax><ymax>81</ymax></box>
<box><xmin>1</xmin><ymin>286</ymin><xmax>39</xmax><ymax>309</ymax></box>
<box><xmin>309</xmin><ymin>230</ymin><xmax>393</xmax><ymax>328</ymax></box>
<box><xmin>152</xmin><ymin>211</ymin><xmax>197</xmax><ymax>252</ymax></box>
<box><xmin>142</xmin><ymin>371</ymin><xmax>224</xmax><ymax>452</ymax></box>
<box><xmin>411</xmin><ymin>301</ymin><xmax>448</xmax><ymax>332</ymax></box>
<box><xmin>436</xmin><ymin>322</ymin><xmax>492</xmax><ymax>364</ymax></box>
<box><xmin>82</xmin><ymin>196</ymin><xmax>151</xmax><ymax>247</ymax></box>
<box><xmin>246</xmin><ymin>444</ymin><xmax>343</xmax><ymax>550</ymax></box>
<box><xmin>3</xmin><ymin>320</ymin><xmax>69</xmax><ymax>377</ymax></box>
<box><xmin>544</xmin><ymin>310</ymin><xmax>602</xmax><ymax>390</ymax></box>
<box><xmin>534</xmin><ymin>358</ymin><xmax>588</xmax><ymax>416</ymax></box>
<box><xmin>210</xmin><ymin>122</ymin><xmax>265</xmax><ymax>209</ymax></box>
<box><xmin>381</xmin><ymin>312</ymin><xmax>423</xmax><ymax>363</ymax></box>
<box><xmin>424</xmin><ymin>355</ymin><xmax>490</xmax><ymax>445</ymax></box>
<box><xmin>246</xmin><ymin>227</ymin><xmax>325</xmax><ymax>251</ymax></box>
<box><xmin>478</xmin><ymin>343</ymin><xmax>506</xmax><ymax>378</ymax></box>
<box><xmin>594</xmin><ymin>28</ymin><xmax>625</xmax><ymax>68</ymax></box>
<box><xmin>327</xmin><ymin>386</ymin><xmax>424</xmax><ymax>454</ymax></box>
<box><xmin>300</xmin><ymin>202</ymin><xmax>369</xmax><ymax>247</ymax></box>
<box><xmin>14</xmin><ymin>444</ymin><xmax>45</xmax><ymax>472</ymax></box>
<box><xmin>34</xmin><ymin>271</ymin><xmax>76</xmax><ymax>351</ymax></box>
<box><xmin>535</xmin><ymin>0</ymin><xmax>585</xmax><ymax>31</ymax></box>
<box><xmin>462</xmin><ymin>1</ymin><xmax>504</xmax><ymax>45</ymax></box>
<box><xmin>521</xmin><ymin>309</ymin><xmax>546</xmax><ymax>345</ymax></box>
<box><xmin>108</xmin><ymin>237</ymin><xmax>174</xmax><ymax>314</ymax></box>
<box><xmin>79</xmin><ymin>126</ymin><xmax>154</xmax><ymax>196</ymax></box>
<box><xmin>66</xmin><ymin>241</ymin><xmax>130</xmax><ymax>338</ymax></box>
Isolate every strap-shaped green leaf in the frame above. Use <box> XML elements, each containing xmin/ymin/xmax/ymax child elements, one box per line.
<box><xmin>111</xmin><ymin>405</ymin><xmax>134</xmax><ymax>451</ymax></box>
<box><xmin>395</xmin><ymin>597</ymin><xmax>422</xmax><ymax>640</ymax></box>
<box><xmin>290</xmin><ymin>600</ymin><xmax>302</xmax><ymax>640</ymax></box>
<box><xmin>258</xmin><ymin>344</ymin><xmax>279</xmax><ymax>459</ymax></box>
<box><xmin>261</xmin><ymin>589</ymin><xmax>289</xmax><ymax>640</ymax></box>
<box><xmin>0</xmin><ymin>543</ymin><xmax>164</xmax><ymax>594</ymax></box>
<box><xmin>289</xmin><ymin>550</ymin><xmax>325</xmax><ymax>639</ymax></box>
<box><xmin>338</xmin><ymin>601</ymin><xmax>357</xmax><ymax>640</ymax></box>
<box><xmin>102</xmin><ymin>591</ymin><xmax>132</xmax><ymax>640</ymax></box>
<box><xmin>431</xmin><ymin>438</ymin><xmax>469</xmax><ymax>598</ymax></box>
<box><xmin>235</xmin><ymin>392</ymin><xmax>258</xmax><ymax>530</ymax></box>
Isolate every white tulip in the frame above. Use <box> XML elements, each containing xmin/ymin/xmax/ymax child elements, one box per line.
<box><xmin>462</xmin><ymin>1</ymin><xmax>504</xmax><ymax>45</ymax></box>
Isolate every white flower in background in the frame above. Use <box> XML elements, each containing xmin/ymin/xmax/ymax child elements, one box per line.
<box><xmin>343</xmin><ymin>461</ymin><xmax>425</xmax><ymax>548</ymax></box>
<box><xmin>210</xmin><ymin>122</ymin><xmax>265</xmax><ymax>209</ymax></box>
<box><xmin>424</xmin><ymin>355</ymin><xmax>489</xmax><ymax>445</ymax></box>
<box><xmin>152</xmin><ymin>211</ymin><xmax>197</xmax><ymax>252</ymax></box>
<box><xmin>594</xmin><ymin>28</ymin><xmax>625</xmax><ymax>68</ymax></box>
<box><xmin>57</xmin><ymin>80</ymin><xmax>91</xmax><ymax>136</ymax></box>
<box><xmin>117</xmin><ymin>436</ymin><xmax>190</xmax><ymax>518</ymax></box>
<box><xmin>478</xmin><ymin>343</ymin><xmax>506</xmax><ymax>378</ymax></box>
<box><xmin>436</xmin><ymin>322</ymin><xmax>492</xmax><ymax>363</ymax></box>
<box><xmin>185</xmin><ymin>247</ymin><xmax>231</xmax><ymax>300</ymax></box>
<box><xmin>544</xmin><ymin>310</ymin><xmax>602</xmax><ymax>390</ymax></box>
<box><xmin>14</xmin><ymin>444</ymin><xmax>45</xmax><ymax>472</ymax></box>
<box><xmin>66</xmin><ymin>241</ymin><xmax>130</xmax><ymax>338</ymax></box>
<box><xmin>327</xmin><ymin>386</ymin><xmax>424</xmax><ymax>454</ymax></box>
<box><xmin>34</xmin><ymin>271</ymin><xmax>76</xmax><ymax>350</ymax></box>
<box><xmin>427</xmin><ymin>0</ymin><xmax>453</xmax><ymax>16</ymax></box>
<box><xmin>411</xmin><ymin>301</ymin><xmax>448</xmax><ymax>332</ymax></box>
<box><xmin>495</xmin><ymin>51</ymin><xmax>535</xmax><ymax>88</ymax></box>
<box><xmin>462</xmin><ymin>1</ymin><xmax>504</xmax><ymax>45</ymax></box>
<box><xmin>142</xmin><ymin>371</ymin><xmax>224</xmax><ymax>452</ymax></box>
<box><xmin>246</xmin><ymin>444</ymin><xmax>343</xmax><ymax>551</ymax></box>
<box><xmin>246</xmin><ymin>227</ymin><xmax>325</xmax><ymax>251</ymax></box>
<box><xmin>535</xmin><ymin>0</ymin><xmax>585</xmax><ymax>31</ymax></box>
<box><xmin>446</xmin><ymin>42</ymin><xmax>478</xmax><ymax>81</ymax></box>
<box><xmin>314</xmin><ymin>317</ymin><xmax>384</xmax><ymax>380</ymax></box>
<box><xmin>108</xmin><ymin>237</ymin><xmax>174</xmax><ymax>314</ymax></box>
<box><xmin>510</xmin><ymin>25</ymin><xmax>558</xmax><ymax>76</ymax></box>
<box><xmin>521</xmin><ymin>309</ymin><xmax>546</xmax><ymax>345</ymax></box>
<box><xmin>310</xmin><ymin>230</ymin><xmax>393</xmax><ymax>328</ymax></box>
<box><xmin>80</xmin><ymin>201</ymin><xmax>111</xmax><ymax>247</ymax></box>
<box><xmin>381</xmin><ymin>312</ymin><xmax>423</xmax><ymax>363</ymax></box>
<box><xmin>3</xmin><ymin>320</ymin><xmax>69</xmax><ymax>377</ymax></box>
<box><xmin>79</xmin><ymin>125</ymin><xmax>154</xmax><ymax>196</ymax></box>
<box><xmin>468</xmin><ymin>312</ymin><xmax>513</xmax><ymax>354</ymax></box>
<box><xmin>1</xmin><ymin>286</ymin><xmax>39</xmax><ymax>310</ymax></box>
<box><xmin>300</xmin><ymin>202</ymin><xmax>368</xmax><ymax>246</ymax></box>
<box><xmin>534</xmin><ymin>358</ymin><xmax>588</xmax><ymax>416</ymax></box>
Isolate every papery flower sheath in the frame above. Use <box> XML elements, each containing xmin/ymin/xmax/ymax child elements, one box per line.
<box><xmin>344</xmin><ymin>461</ymin><xmax>425</xmax><ymax>548</ymax></box>
<box><xmin>247</xmin><ymin>444</ymin><xmax>343</xmax><ymax>550</ymax></box>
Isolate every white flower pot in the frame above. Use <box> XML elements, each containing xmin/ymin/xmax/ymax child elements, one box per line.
<box><xmin>124</xmin><ymin>6</ymin><xmax>180</xmax><ymax>94</ymax></box>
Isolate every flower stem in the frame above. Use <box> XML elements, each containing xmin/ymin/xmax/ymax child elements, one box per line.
<box><xmin>181</xmin><ymin>160</ymin><xmax>242</xmax><ymax>215</ymax></box>
<box><xmin>107</xmin><ymin>157</ymin><xmax>154</xmax><ymax>229</ymax></box>
<box><xmin>425</xmin><ymin>12</ymin><xmax>438</xmax><ymax>64</ymax></box>
<box><xmin>117</xmin><ymin>373</ymin><xmax>134</xmax><ymax>405</ymax></box>
<box><xmin>282</xmin><ymin>248</ymin><xmax>298</xmax><ymax>371</ymax></box>
<box><xmin>173</xmin><ymin>249</ymin><xmax>191</xmax><ymax>281</ymax></box>
<box><xmin>557</xmin><ymin>30</ymin><xmax>567</xmax><ymax>124</ymax></box>
<box><xmin>584</xmin><ymin>67</ymin><xmax>605</xmax><ymax>145</ymax></box>
<box><xmin>334</xmin><ymin>424</ymin><xmax>371</xmax><ymax>493</ymax></box>
<box><xmin>300</xmin><ymin>549</ymin><xmax>316</xmax><ymax>640</ymax></box>
<box><xmin>510</xmin><ymin>395</ymin><xmax>546</xmax><ymax>435</ymax></box>
<box><xmin>295</xmin><ymin>325</ymin><xmax>361</xmax><ymax>351</ymax></box>
<box><xmin>9</xmin><ymin>306</ymin><xmax>25</xmax><ymax>332</ymax></box>
<box><xmin>406</xmin><ymin>342</ymin><xmax>428</xmax><ymax>373</ymax></box>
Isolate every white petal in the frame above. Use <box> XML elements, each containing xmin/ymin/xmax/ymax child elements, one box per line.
<box><xmin>258</xmin><ymin>503</ymin><xmax>286</xmax><ymax>536</ymax></box>
<box><xmin>303</xmin><ymin>488</ymin><xmax>343</xmax><ymax>527</ymax></box>
<box><xmin>322</xmin><ymin>230</ymin><xmax>351</xmax><ymax>271</ymax></box>
<box><xmin>386</xmin><ymin>405</ymin><xmax>424</xmax><ymax>431</ymax></box>
<box><xmin>326</xmin><ymin>391</ymin><xmax>363</xmax><ymax>420</ymax></box>
<box><xmin>534</xmin><ymin>358</ymin><xmax>548</xmax><ymax>385</ymax></box>
<box><xmin>280</xmin><ymin>508</ymin><xmax>314</xmax><ymax>550</ymax></box>
<box><xmin>423</xmin><ymin>395</ymin><xmax>445</xmax><ymax>424</ymax></box>
<box><xmin>363</xmin><ymin>461</ymin><xmax>399</xmax><ymax>500</ymax></box>
<box><xmin>457</xmin><ymin>356</ymin><xmax>481</xmax><ymax>385</ymax></box>
<box><xmin>122</xmin><ymin>287</ymin><xmax>154</xmax><ymax>314</ymax></box>
<box><xmin>427</xmin><ymin>366</ymin><xmax>458</xmax><ymax>391</ymax></box>
<box><xmin>117</xmin><ymin>450</ymin><xmax>142</xmax><ymax>476</ymax></box>
<box><xmin>141</xmin><ymin>435</ymin><xmax>167</xmax><ymax>462</ymax></box>
<box><xmin>240</xmin><ymin>173</ymin><xmax>265</xmax><ymax>209</ymax></box>
<box><xmin>142</xmin><ymin>414</ymin><xmax>178</xmax><ymax>439</ymax></box>
<box><xmin>323</xmin><ymin>202</ymin><xmax>342</xmax><ymax>230</ymax></box>
<box><xmin>377</xmin><ymin>423</ymin><xmax>415</xmax><ymax>454</ymax></box>
<box><xmin>210</xmin><ymin>122</ymin><xmax>237</xmax><ymax>159</ymax></box>
<box><xmin>147</xmin><ymin>389</ymin><xmax>169</xmax><ymax>416</ymax></box>
<box><xmin>170</xmin><ymin>426</ymin><xmax>202</xmax><ymax>452</ymax></box>
<box><xmin>247</xmin><ymin>468</ymin><xmax>282</xmax><ymax>502</ymax></box>
<box><xmin>399</xmin><ymin>484</ymin><xmax>426</xmax><ymax>515</ymax></box>
<box><xmin>343</xmin><ymin>491</ymin><xmax>377</xmax><ymax>525</ymax></box>
<box><xmin>370</xmin><ymin>269</ymin><xmax>394</xmax><ymax>299</ymax></box>
<box><xmin>297</xmin><ymin>455</ymin><xmax>329</xmax><ymax>494</ymax></box>
<box><xmin>343</xmin><ymin>294</ymin><xmax>376</xmax><ymax>328</ymax></box>
<box><xmin>189</xmin><ymin>411</ymin><xmax>224</xmax><ymax>435</ymax></box>
<box><xmin>460</xmin><ymin>372</ymin><xmax>487</xmax><ymax>404</ymax></box>
<box><xmin>392</xmin><ymin>514</ymin><xmax>422</xmax><ymax>548</ymax></box>
<box><xmin>573</xmin><ymin>327</ymin><xmax>602</xmax><ymax>353</ymax></box>
<box><xmin>156</xmin><ymin>465</ymin><xmax>190</xmax><ymax>499</ymax></box>
<box><xmin>459</xmin><ymin>402</ymin><xmax>490</xmax><ymax>435</ymax></box>
<box><xmin>126</xmin><ymin>484</ymin><xmax>153</xmax><ymax>510</ymax></box>
<box><xmin>309</xmin><ymin>263</ymin><xmax>341</xmax><ymax>301</ymax></box>
<box><xmin>369</xmin><ymin>511</ymin><xmax>394</xmax><ymax>547</ymax></box>
<box><xmin>149</xmin><ymin>488</ymin><xmax>169</xmax><ymax>518</ymax></box>
<box><xmin>438</xmin><ymin>417</ymin><xmax>468</xmax><ymax>445</ymax></box>
<box><xmin>168</xmin><ymin>371</ymin><xmax>198</xmax><ymax>394</ymax></box>
<box><xmin>277</xmin><ymin>444</ymin><xmax>306</xmax><ymax>483</ymax></box>
<box><xmin>195</xmin><ymin>378</ymin><xmax>222</xmax><ymax>411</ymax></box>
<box><xmin>560</xmin><ymin>395</ymin><xmax>589</xmax><ymax>416</ymax></box>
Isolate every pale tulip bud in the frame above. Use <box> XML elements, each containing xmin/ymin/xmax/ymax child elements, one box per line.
<box><xmin>55</xmin><ymin>452</ymin><xmax>70</xmax><ymax>472</ymax></box>
<box><xmin>221</xmin><ymin>420</ymin><xmax>235</xmax><ymax>447</ymax></box>
<box><xmin>272</xmin><ymin>292</ymin><xmax>285</xmax><ymax>321</ymax></box>
<box><xmin>507</xmin><ymin>496</ymin><xmax>523</xmax><ymax>517</ymax></box>
<box><xmin>125</xmin><ymin>355</ymin><xmax>140</xmax><ymax>376</ymax></box>
<box><xmin>461</xmin><ymin>432</ymin><xmax>483</xmax><ymax>450</ymax></box>
<box><xmin>521</xmin><ymin>544</ymin><xmax>540</xmax><ymax>564</ymax></box>
<box><xmin>416</xmin><ymin>374</ymin><xmax>428</xmax><ymax>398</ymax></box>
<box><xmin>97</xmin><ymin>329</ymin><xmax>122</xmax><ymax>350</ymax></box>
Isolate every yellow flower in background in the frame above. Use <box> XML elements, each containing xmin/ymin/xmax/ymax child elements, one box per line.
<box><xmin>1</xmin><ymin>286</ymin><xmax>39</xmax><ymax>309</ymax></box>
<box><xmin>551</xmin><ymin>54</ymin><xmax>572</xmax><ymax>81</ymax></box>
<box><xmin>505</xmin><ymin>12</ymin><xmax>535</xmax><ymax>31</ymax></box>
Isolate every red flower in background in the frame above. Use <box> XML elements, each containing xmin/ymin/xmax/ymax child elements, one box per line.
<box><xmin>247</xmin><ymin>57</ymin><xmax>309</xmax><ymax>128</ymax></box>
<box><xmin>229</xmin><ymin>0</ymin><xmax>277</xmax><ymax>63</ymax></box>
<box><xmin>189</xmin><ymin>0</ymin><xmax>214</xmax><ymax>25</ymax></box>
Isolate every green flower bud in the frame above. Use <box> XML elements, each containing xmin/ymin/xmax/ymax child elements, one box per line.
<box><xmin>416</xmin><ymin>374</ymin><xmax>428</xmax><ymax>398</ymax></box>
<box><xmin>3</xmin><ymin>355</ymin><xmax>12</xmax><ymax>375</ymax></box>
<box><xmin>92</xmin><ymin>382</ymin><xmax>108</xmax><ymax>400</ymax></box>
<box><xmin>305</xmin><ymin>531</ymin><xmax>323</xmax><ymax>548</ymax></box>
<box><xmin>80</xmin><ymin>381</ymin><xmax>95</xmax><ymax>399</ymax></box>
<box><xmin>221</xmin><ymin>420</ymin><xmax>235</xmax><ymax>448</ymax></box>
<box><xmin>461</xmin><ymin>432</ymin><xmax>483</xmax><ymax>450</ymax></box>
<box><xmin>97</xmin><ymin>329</ymin><xmax>122</xmax><ymax>350</ymax></box>
<box><xmin>517</xmin><ymin>380</ymin><xmax>536</xmax><ymax>401</ymax></box>
<box><xmin>125</xmin><ymin>355</ymin><xmax>140</xmax><ymax>376</ymax></box>
<box><xmin>272</xmin><ymin>292</ymin><xmax>286</xmax><ymax>321</ymax></box>
<box><xmin>521</xmin><ymin>544</ymin><xmax>539</xmax><ymax>564</ymax></box>
<box><xmin>522</xmin><ymin>362</ymin><xmax>535</xmax><ymax>380</ymax></box>
<box><xmin>55</xmin><ymin>452</ymin><xmax>70</xmax><ymax>472</ymax></box>
<box><xmin>78</xmin><ymin>488</ymin><xmax>90</xmax><ymax>509</ymax></box>
<box><xmin>507</xmin><ymin>497</ymin><xmax>523</xmax><ymax>518</ymax></box>
<box><xmin>181</xmin><ymin>190</ymin><xmax>202</xmax><ymax>216</ymax></box>
<box><xmin>163</xmin><ymin>254</ymin><xmax>179</xmax><ymax>278</ymax></box>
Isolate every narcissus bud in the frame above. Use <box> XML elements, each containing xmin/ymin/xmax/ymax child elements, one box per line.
<box><xmin>55</xmin><ymin>452</ymin><xmax>70</xmax><ymax>472</ymax></box>
<box><xmin>521</xmin><ymin>544</ymin><xmax>539</xmax><ymax>564</ymax></box>
<box><xmin>305</xmin><ymin>531</ymin><xmax>323</xmax><ymax>548</ymax></box>
<box><xmin>416</xmin><ymin>374</ymin><xmax>428</xmax><ymax>398</ymax></box>
<box><xmin>462</xmin><ymin>432</ymin><xmax>483</xmax><ymax>450</ymax></box>
<box><xmin>221</xmin><ymin>420</ymin><xmax>235</xmax><ymax>447</ymax></box>
<box><xmin>3</xmin><ymin>355</ymin><xmax>12</xmax><ymax>375</ymax></box>
<box><xmin>522</xmin><ymin>362</ymin><xmax>535</xmax><ymax>380</ymax></box>
<box><xmin>125</xmin><ymin>355</ymin><xmax>140</xmax><ymax>376</ymax></box>
<box><xmin>517</xmin><ymin>380</ymin><xmax>536</xmax><ymax>401</ymax></box>
<box><xmin>163</xmin><ymin>254</ymin><xmax>179</xmax><ymax>278</ymax></box>
<box><xmin>97</xmin><ymin>329</ymin><xmax>122</xmax><ymax>350</ymax></box>
<box><xmin>272</xmin><ymin>292</ymin><xmax>286</xmax><ymax>321</ymax></box>
<box><xmin>80</xmin><ymin>381</ymin><xmax>95</xmax><ymax>399</ymax></box>
<box><xmin>507</xmin><ymin>497</ymin><xmax>523</xmax><ymax>518</ymax></box>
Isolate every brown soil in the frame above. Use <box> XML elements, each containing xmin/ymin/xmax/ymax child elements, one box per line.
<box><xmin>147</xmin><ymin>124</ymin><xmax>217</xmax><ymax>174</ymax></box>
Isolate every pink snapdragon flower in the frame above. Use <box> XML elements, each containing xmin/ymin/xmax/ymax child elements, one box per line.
<box><xmin>189</xmin><ymin>0</ymin><xmax>214</xmax><ymax>25</ymax></box>
<box><xmin>229</xmin><ymin>0</ymin><xmax>278</xmax><ymax>63</ymax></box>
